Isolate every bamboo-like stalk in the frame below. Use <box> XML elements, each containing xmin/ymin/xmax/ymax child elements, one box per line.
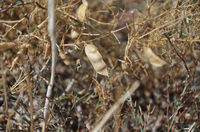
<box><xmin>43</xmin><ymin>0</ymin><xmax>57</xmax><ymax>131</ymax></box>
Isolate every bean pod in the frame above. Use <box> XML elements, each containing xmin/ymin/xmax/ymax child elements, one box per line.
<box><xmin>76</xmin><ymin>0</ymin><xmax>88</xmax><ymax>23</ymax></box>
<box><xmin>85</xmin><ymin>44</ymin><xmax>108</xmax><ymax>76</ymax></box>
<box><xmin>144</xmin><ymin>47</ymin><xmax>167</xmax><ymax>67</ymax></box>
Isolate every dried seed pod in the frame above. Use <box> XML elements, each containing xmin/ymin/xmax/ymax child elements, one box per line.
<box><xmin>85</xmin><ymin>44</ymin><xmax>108</xmax><ymax>76</ymax></box>
<box><xmin>56</xmin><ymin>45</ymin><xmax>74</xmax><ymax>72</ymax></box>
<box><xmin>82</xmin><ymin>0</ymin><xmax>88</xmax><ymax>5</ymax></box>
<box><xmin>56</xmin><ymin>45</ymin><xmax>70</xmax><ymax>66</ymax></box>
<box><xmin>0</xmin><ymin>42</ymin><xmax>18</xmax><ymax>50</ymax></box>
<box><xmin>121</xmin><ymin>61</ymin><xmax>129</xmax><ymax>71</ymax></box>
<box><xmin>44</xmin><ymin>43</ymin><xmax>51</xmax><ymax>58</ymax></box>
<box><xmin>70</xmin><ymin>26</ymin><xmax>79</xmax><ymax>39</ymax></box>
<box><xmin>77</xmin><ymin>0</ymin><xmax>88</xmax><ymax>23</ymax></box>
<box><xmin>144</xmin><ymin>47</ymin><xmax>167</xmax><ymax>67</ymax></box>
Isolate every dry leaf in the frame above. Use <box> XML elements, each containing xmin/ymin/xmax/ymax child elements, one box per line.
<box><xmin>85</xmin><ymin>44</ymin><xmax>108</xmax><ymax>76</ymax></box>
<box><xmin>144</xmin><ymin>47</ymin><xmax>167</xmax><ymax>67</ymax></box>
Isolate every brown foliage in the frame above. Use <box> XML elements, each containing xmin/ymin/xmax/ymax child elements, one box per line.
<box><xmin>0</xmin><ymin>0</ymin><xmax>200</xmax><ymax>131</ymax></box>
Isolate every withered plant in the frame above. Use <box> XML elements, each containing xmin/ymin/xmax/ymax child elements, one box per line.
<box><xmin>0</xmin><ymin>0</ymin><xmax>200</xmax><ymax>131</ymax></box>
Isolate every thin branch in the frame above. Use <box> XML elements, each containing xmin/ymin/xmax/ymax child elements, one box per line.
<box><xmin>25</xmin><ymin>64</ymin><xmax>33</xmax><ymax>132</ymax></box>
<box><xmin>164</xmin><ymin>33</ymin><xmax>191</xmax><ymax>76</ymax></box>
<box><xmin>138</xmin><ymin>12</ymin><xmax>198</xmax><ymax>40</ymax></box>
<box><xmin>2</xmin><ymin>61</ymin><xmax>8</xmax><ymax>116</ymax></box>
<box><xmin>92</xmin><ymin>81</ymin><xmax>140</xmax><ymax>132</ymax></box>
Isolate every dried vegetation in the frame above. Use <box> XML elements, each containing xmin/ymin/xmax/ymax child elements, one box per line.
<box><xmin>0</xmin><ymin>0</ymin><xmax>200</xmax><ymax>131</ymax></box>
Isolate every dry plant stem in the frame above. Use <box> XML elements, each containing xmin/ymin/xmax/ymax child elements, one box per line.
<box><xmin>138</xmin><ymin>12</ymin><xmax>197</xmax><ymax>40</ymax></box>
<box><xmin>2</xmin><ymin>18</ymin><xmax>25</xmax><ymax>37</ymax></box>
<box><xmin>3</xmin><ymin>63</ymin><xmax>11</xmax><ymax>132</ymax></box>
<box><xmin>3</xmin><ymin>23</ymin><xmax>22</xmax><ymax>35</ymax></box>
<box><xmin>84</xmin><ymin>23</ymin><xmax>134</xmax><ymax>43</ymax></box>
<box><xmin>25</xmin><ymin>66</ymin><xmax>33</xmax><ymax>132</ymax></box>
<box><xmin>44</xmin><ymin>0</ymin><xmax>57</xmax><ymax>130</ymax></box>
<box><xmin>188</xmin><ymin>122</ymin><xmax>196</xmax><ymax>132</ymax></box>
<box><xmin>92</xmin><ymin>81</ymin><xmax>140</xmax><ymax>132</ymax></box>
<box><xmin>147</xmin><ymin>0</ymin><xmax>155</xmax><ymax>27</ymax></box>
<box><xmin>167</xmin><ymin>75</ymin><xmax>170</xmax><ymax>132</ymax></box>
<box><xmin>160</xmin><ymin>38</ymin><xmax>200</xmax><ymax>42</ymax></box>
<box><xmin>114</xmin><ymin>86</ymin><xmax>123</xmax><ymax>132</ymax></box>
<box><xmin>6</xmin><ymin>117</ymin><xmax>11</xmax><ymax>132</ymax></box>
<box><xmin>40</xmin><ymin>58</ymin><xmax>50</xmax><ymax>72</ymax></box>
<box><xmin>0</xmin><ymin>19</ymin><xmax>24</xmax><ymax>23</ymax></box>
<box><xmin>56</xmin><ymin>0</ymin><xmax>81</xmax><ymax>10</ymax></box>
<box><xmin>112</xmin><ymin>32</ymin><xmax>121</xmax><ymax>44</ymax></box>
<box><xmin>65</xmin><ymin>78</ymin><xmax>75</xmax><ymax>93</ymax></box>
<box><xmin>88</xmin><ymin>17</ymin><xmax>113</xmax><ymax>25</ymax></box>
<box><xmin>20</xmin><ymin>16</ymin><xmax>33</xmax><ymax>129</ymax></box>
<box><xmin>82</xmin><ymin>33</ymin><xmax>100</xmax><ymax>36</ymax></box>
<box><xmin>164</xmin><ymin>33</ymin><xmax>191</xmax><ymax>76</ymax></box>
<box><xmin>11</xmin><ymin>72</ymin><xmax>29</xmax><ymax>91</ymax></box>
<box><xmin>2</xmin><ymin>63</ymin><xmax>8</xmax><ymax>116</ymax></box>
<box><xmin>37</xmin><ymin>17</ymin><xmax>48</xmax><ymax>29</ymax></box>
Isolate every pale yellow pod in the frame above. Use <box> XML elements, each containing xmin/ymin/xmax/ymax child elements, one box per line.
<box><xmin>144</xmin><ymin>47</ymin><xmax>167</xmax><ymax>67</ymax></box>
<box><xmin>77</xmin><ymin>3</ymin><xmax>88</xmax><ymax>23</ymax></box>
<box><xmin>82</xmin><ymin>0</ymin><xmax>88</xmax><ymax>5</ymax></box>
<box><xmin>85</xmin><ymin>44</ymin><xmax>108</xmax><ymax>76</ymax></box>
<box><xmin>70</xmin><ymin>27</ymin><xmax>79</xmax><ymax>39</ymax></box>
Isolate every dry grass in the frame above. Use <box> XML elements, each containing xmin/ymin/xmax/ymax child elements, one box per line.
<box><xmin>0</xmin><ymin>0</ymin><xmax>200</xmax><ymax>131</ymax></box>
